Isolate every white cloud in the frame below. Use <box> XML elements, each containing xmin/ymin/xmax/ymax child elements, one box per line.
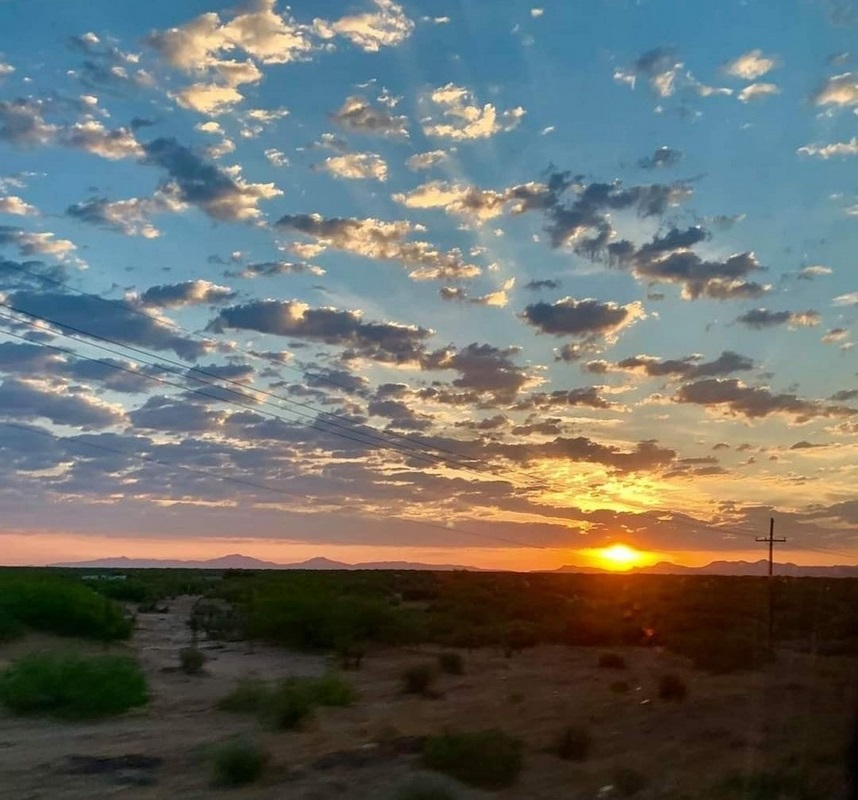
<box><xmin>422</xmin><ymin>83</ymin><xmax>525</xmax><ymax>140</ymax></box>
<box><xmin>798</xmin><ymin>137</ymin><xmax>858</xmax><ymax>159</ymax></box>
<box><xmin>834</xmin><ymin>292</ymin><xmax>858</xmax><ymax>305</ymax></box>
<box><xmin>314</xmin><ymin>0</ymin><xmax>414</xmax><ymax>53</ymax></box>
<box><xmin>0</xmin><ymin>62</ymin><xmax>14</xmax><ymax>78</ymax></box>
<box><xmin>240</xmin><ymin>106</ymin><xmax>289</xmax><ymax>138</ymax></box>
<box><xmin>798</xmin><ymin>265</ymin><xmax>833</xmax><ymax>279</ymax></box>
<box><xmin>319</xmin><ymin>152</ymin><xmax>388</xmax><ymax>181</ymax></box>
<box><xmin>60</xmin><ymin>120</ymin><xmax>144</xmax><ymax>159</ymax></box>
<box><xmin>737</xmin><ymin>82</ymin><xmax>781</xmax><ymax>102</ymax></box>
<box><xmin>0</xmin><ymin>196</ymin><xmax>37</xmax><ymax>216</ymax></box>
<box><xmin>531</xmin><ymin>8</ymin><xmax>544</xmax><ymax>17</ymax></box>
<box><xmin>406</xmin><ymin>149</ymin><xmax>450</xmax><ymax>170</ymax></box>
<box><xmin>0</xmin><ymin>229</ymin><xmax>76</xmax><ymax>257</ymax></box>
<box><xmin>265</xmin><ymin>148</ymin><xmax>289</xmax><ymax>167</ymax></box>
<box><xmin>724</xmin><ymin>50</ymin><xmax>778</xmax><ymax>80</ymax></box>
<box><xmin>812</xmin><ymin>72</ymin><xmax>858</xmax><ymax>107</ymax></box>
<box><xmin>393</xmin><ymin>180</ymin><xmax>548</xmax><ymax>222</ymax></box>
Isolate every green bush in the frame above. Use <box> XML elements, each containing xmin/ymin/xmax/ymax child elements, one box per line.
<box><xmin>403</xmin><ymin>664</ymin><xmax>436</xmax><ymax>695</ymax></box>
<box><xmin>0</xmin><ymin>653</ymin><xmax>148</xmax><ymax>720</ymax></box>
<box><xmin>180</xmin><ymin>647</ymin><xmax>206</xmax><ymax>675</ymax></box>
<box><xmin>613</xmin><ymin>766</ymin><xmax>648</xmax><ymax>797</ymax></box>
<box><xmin>211</xmin><ymin>739</ymin><xmax>268</xmax><ymax>787</ymax></box>
<box><xmin>0</xmin><ymin>578</ymin><xmax>132</xmax><ymax>641</ymax></box>
<box><xmin>437</xmin><ymin>652</ymin><xmax>465</xmax><ymax>675</ymax></box>
<box><xmin>422</xmin><ymin>729</ymin><xmax>523</xmax><ymax>789</ymax></box>
<box><xmin>218</xmin><ymin>679</ymin><xmax>271</xmax><ymax>713</ymax></box>
<box><xmin>264</xmin><ymin>682</ymin><xmax>314</xmax><ymax>730</ymax></box>
<box><xmin>598</xmin><ymin>653</ymin><xmax>627</xmax><ymax>670</ymax></box>
<box><xmin>657</xmin><ymin>673</ymin><xmax>688</xmax><ymax>701</ymax></box>
<box><xmin>306</xmin><ymin>673</ymin><xmax>357</xmax><ymax>707</ymax></box>
<box><xmin>556</xmin><ymin>723</ymin><xmax>591</xmax><ymax>761</ymax></box>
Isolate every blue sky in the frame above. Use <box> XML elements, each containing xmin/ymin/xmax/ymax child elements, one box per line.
<box><xmin>0</xmin><ymin>0</ymin><xmax>856</xmax><ymax>569</ymax></box>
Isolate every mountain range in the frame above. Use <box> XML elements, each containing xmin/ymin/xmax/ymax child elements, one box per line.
<box><xmin>48</xmin><ymin>554</ymin><xmax>858</xmax><ymax>576</ymax></box>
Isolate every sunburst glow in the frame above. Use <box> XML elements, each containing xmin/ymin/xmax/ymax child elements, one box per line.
<box><xmin>593</xmin><ymin>544</ymin><xmax>647</xmax><ymax>571</ymax></box>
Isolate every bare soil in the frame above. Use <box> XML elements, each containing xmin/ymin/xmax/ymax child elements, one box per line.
<box><xmin>0</xmin><ymin>595</ymin><xmax>855</xmax><ymax>799</ymax></box>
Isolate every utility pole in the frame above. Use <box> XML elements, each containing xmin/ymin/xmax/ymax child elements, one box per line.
<box><xmin>757</xmin><ymin>517</ymin><xmax>786</xmax><ymax>650</ymax></box>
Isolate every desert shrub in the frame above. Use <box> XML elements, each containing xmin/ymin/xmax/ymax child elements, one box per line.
<box><xmin>211</xmin><ymin>739</ymin><xmax>268</xmax><ymax>787</ymax></box>
<box><xmin>264</xmin><ymin>682</ymin><xmax>314</xmax><ymax>730</ymax></box>
<box><xmin>437</xmin><ymin>652</ymin><xmax>465</xmax><ymax>675</ymax></box>
<box><xmin>422</xmin><ymin>729</ymin><xmax>523</xmax><ymax>789</ymax></box>
<box><xmin>598</xmin><ymin>652</ymin><xmax>627</xmax><ymax>670</ymax></box>
<box><xmin>0</xmin><ymin>653</ymin><xmax>147</xmax><ymax>720</ymax></box>
<box><xmin>403</xmin><ymin>664</ymin><xmax>436</xmax><ymax>695</ymax></box>
<box><xmin>179</xmin><ymin>647</ymin><xmax>206</xmax><ymax>675</ymax></box>
<box><xmin>0</xmin><ymin>577</ymin><xmax>132</xmax><ymax>641</ymax></box>
<box><xmin>613</xmin><ymin>766</ymin><xmax>648</xmax><ymax>797</ymax></box>
<box><xmin>390</xmin><ymin>773</ymin><xmax>463</xmax><ymax>800</ymax></box>
<box><xmin>556</xmin><ymin>723</ymin><xmax>592</xmax><ymax>761</ymax></box>
<box><xmin>305</xmin><ymin>673</ymin><xmax>357</xmax><ymax>707</ymax></box>
<box><xmin>336</xmin><ymin>639</ymin><xmax>365</xmax><ymax>670</ymax></box>
<box><xmin>611</xmin><ymin>680</ymin><xmax>630</xmax><ymax>694</ymax></box>
<box><xmin>218</xmin><ymin>679</ymin><xmax>271</xmax><ymax>713</ymax></box>
<box><xmin>657</xmin><ymin>673</ymin><xmax>688</xmax><ymax>701</ymax></box>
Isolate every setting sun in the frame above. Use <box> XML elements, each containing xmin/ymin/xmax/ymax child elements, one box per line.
<box><xmin>593</xmin><ymin>544</ymin><xmax>647</xmax><ymax>571</ymax></box>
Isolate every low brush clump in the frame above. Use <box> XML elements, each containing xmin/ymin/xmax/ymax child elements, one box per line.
<box><xmin>657</xmin><ymin>673</ymin><xmax>688</xmax><ymax>701</ymax></box>
<box><xmin>402</xmin><ymin>663</ymin><xmax>437</xmax><ymax>696</ymax></box>
<box><xmin>210</xmin><ymin>739</ymin><xmax>268</xmax><ymax>787</ymax></box>
<box><xmin>556</xmin><ymin>723</ymin><xmax>592</xmax><ymax>761</ymax></box>
<box><xmin>437</xmin><ymin>652</ymin><xmax>465</xmax><ymax>675</ymax></box>
<box><xmin>598</xmin><ymin>652</ymin><xmax>627</xmax><ymax>670</ymax></box>
<box><xmin>179</xmin><ymin>647</ymin><xmax>206</xmax><ymax>675</ymax></box>
<box><xmin>422</xmin><ymin>729</ymin><xmax>523</xmax><ymax>789</ymax></box>
<box><xmin>0</xmin><ymin>653</ymin><xmax>148</xmax><ymax>720</ymax></box>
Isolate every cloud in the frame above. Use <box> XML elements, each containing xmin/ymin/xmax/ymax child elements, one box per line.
<box><xmin>835</xmin><ymin>292</ymin><xmax>858</xmax><ymax>306</ymax></box>
<box><xmin>724</xmin><ymin>50</ymin><xmax>778</xmax><ymax>80</ymax></box>
<box><xmin>675</xmin><ymin>378</ymin><xmax>856</xmax><ymax>422</ymax></box>
<box><xmin>609</xmin><ymin>350</ymin><xmax>755</xmax><ymax>380</ymax></box>
<box><xmin>513</xmin><ymin>386</ymin><xmax>611</xmax><ymax>410</ymax></box>
<box><xmin>438</xmin><ymin>278</ymin><xmax>515</xmax><ymax>307</ymax></box>
<box><xmin>7</xmin><ymin>290</ymin><xmax>210</xmax><ymax>360</ymax></box>
<box><xmin>822</xmin><ymin>327</ymin><xmax>849</xmax><ymax>343</ymax></box>
<box><xmin>737</xmin><ymin>82</ymin><xmax>781</xmax><ymax>102</ymax></box>
<box><xmin>225</xmin><ymin>260</ymin><xmax>325</xmax><ymax>278</ymax></box>
<box><xmin>393</xmin><ymin>180</ymin><xmax>551</xmax><ymax>222</ymax></box>
<box><xmin>638</xmin><ymin>146</ymin><xmax>683</xmax><ymax>169</ymax></box>
<box><xmin>68</xmin><ymin>32</ymin><xmax>153</xmax><ymax>95</ymax></box>
<box><xmin>798</xmin><ymin>265</ymin><xmax>833</xmax><ymax>279</ymax></box>
<box><xmin>0</xmin><ymin>99</ymin><xmax>57</xmax><ymax>146</ymax></box>
<box><xmin>406</xmin><ymin>150</ymin><xmax>450</xmax><ymax>170</ymax></box>
<box><xmin>66</xmin><ymin>192</ymin><xmax>183</xmax><ymax>237</ymax></box>
<box><xmin>275</xmin><ymin>213</ymin><xmax>482</xmax><ymax>280</ymax></box>
<box><xmin>330</xmin><ymin>95</ymin><xmax>409</xmax><ymax>137</ymax></box>
<box><xmin>0</xmin><ymin>226</ymin><xmax>76</xmax><ymax>258</ymax></box>
<box><xmin>138</xmin><ymin>280</ymin><xmax>235</xmax><ymax>308</ymax></box>
<box><xmin>421</xmin><ymin>84</ymin><xmax>525</xmax><ymax>141</ymax></box>
<box><xmin>734</xmin><ymin>308</ymin><xmax>820</xmax><ymax>329</ymax></box>
<box><xmin>0</xmin><ymin>377</ymin><xmax>124</xmax><ymax>428</ymax></box>
<box><xmin>798</xmin><ymin>138</ymin><xmax>858</xmax><ymax>159</ymax></box>
<box><xmin>142</xmin><ymin>137</ymin><xmax>282</xmax><ymax>222</ymax></box>
<box><xmin>614</xmin><ymin>47</ymin><xmax>683</xmax><ymax>97</ymax></box>
<box><xmin>521</xmin><ymin>297</ymin><xmax>645</xmax><ymax>360</ymax></box>
<box><xmin>0</xmin><ymin>196</ymin><xmax>37</xmax><ymax>216</ymax></box>
<box><xmin>523</xmin><ymin>278</ymin><xmax>560</xmax><ymax>291</ymax></box>
<box><xmin>60</xmin><ymin>119</ymin><xmax>144</xmax><ymax>160</ymax></box>
<box><xmin>264</xmin><ymin>148</ymin><xmax>288</xmax><ymax>167</ymax></box>
<box><xmin>318</xmin><ymin>152</ymin><xmax>388</xmax><ymax>181</ymax></box>
<box><xmin>812</xmin><ymin>72</ymin><xmax>858</xmax><ymax>107</ymax></box>
<box><xmin>313</xmin><ymin>0</ymin><xmax>414</xmax><ymax>53</ymax></box>
<box><xmin>606</xmin><ymin>226</ymin><xmax>769</xmax><ymax>300</ymax></box>
<box><xmin>209</xmin><ymin>300</ymin><xmax>433</xmax><ymax>364</ymax></box>
<box><xmin>424</xmin><ymin>343</ymin><xmax>532</xmax><ymax>402</ymax></box>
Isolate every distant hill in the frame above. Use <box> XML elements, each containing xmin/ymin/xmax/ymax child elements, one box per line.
<box><xmin>554</xmin><ymin>559</ymin><xmax>858</xmax><ymax>577</ymax></box>
<box><xmin>50</xmin><ymin>553</ymin><xmax>480</xmax><ymax>571</ymax></box>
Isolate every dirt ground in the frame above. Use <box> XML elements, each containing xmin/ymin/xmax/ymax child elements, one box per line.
<box><xmin>0</xmin><ymin>595</ymin><xmax>855</xmax><ymax>799</ymax></box>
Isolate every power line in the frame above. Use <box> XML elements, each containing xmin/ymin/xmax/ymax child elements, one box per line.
<box><xmin>0</xmin><ymin>260</ymin><xmax>551</xmax><ymax>488</ymax></box>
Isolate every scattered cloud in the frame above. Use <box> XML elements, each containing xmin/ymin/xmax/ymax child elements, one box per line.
<box><xmin>798</xmin><ymin>265</ymin><xmax>833</xmax><ymax>279</ymax></box>
<box><xmin>313</xmin><ymin>0</ymin><xmax>414</xmax><ymax>53</ymax></box>
<box><xmin>607</xmin><ymin>350</ymin><xmax>755</xmax><ymax>380</ymax></box>
<box><xmin>318</xmin><ymin>151</ymin><xmax>388</xmax><ymax>181</ymax></box>
<box><xmin>66</xmin><ymin>192</ymin><xmax>183</xmax><ymax>237</ymax></box>
<box><xmin>724</xmin><ymin>50</ymin><xmax>778</xmax><ymax>80</ymax></box>
<box><xmin>275</xmin><ymin>213</ymin><xmax>482</xmax><ymax>280</ymax></box>
<box><xmin>331</xmin><ymin>95</ymin><xmax>409</xmax><ymax>137</ymax></box>
<box><xmin>737</xmin><ymin>82</ymin><xmax>781</xmax><ymax>102</ymax></box>
<box><xmin>735</xmin><ymin>308</ymin><xmax>820</xmax><ymax>329</ymax></box>
<box><xmin>0</xmin><ymin>196</ymin><xmax>37</xmax><ymax>216</ymax></box>
<box><xmin>439</xmin><ymin>278</ymin><xmax>515</xmax><ymax>308</ymax></box>
<box><xmin>638</xmin><ymin>146</ymin><xmax>683</xmax><ymax>169</ymax></box>
<box><xmin>406</xmin><ymin>150</ymin><xmax>450</xmax><ymax>171</ymax></box>
<box><xmin>523</xmin><ymin>278</ymin><xmax>560</xmax><ymax>291</ymax></box>
<box><xmin>137</xmin><ymin>280</ymin><xmax>236</xmax><ymax>308</ymax></box>
<box><xmin>421</xmin><ymin>83</ymin><xmax>525</xmax><ymax>141</ymax></box>
<box><xmin>798</xmin><ymin>137</ymin><xmax>858</xmax><ymax>158</ymax></box>
<box><xmin>224</xmin><ymin>260</ymin><xmax>325</xmax><ymax>278</ymax></box>
<box><xmin>0</xmin><ymin>226</ymin><xmax>75</xmax><ymax>258</ymax></box>
<box><xmin>812</xmin><ymin>72</ymin><xmax>858</xmax><ymax>107</ymax></box>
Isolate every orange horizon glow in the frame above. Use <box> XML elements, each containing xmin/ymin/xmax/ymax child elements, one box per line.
<box><xmin>585</xmin><ymin>543</ymin><xmax>659</xmax><ymax>571</ymax></box>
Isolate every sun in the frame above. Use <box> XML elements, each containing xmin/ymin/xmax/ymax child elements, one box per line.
<box><xmin>594</xmin><ymin>543</ymin><xmax>644</xmax><ymax>571</ymax></box>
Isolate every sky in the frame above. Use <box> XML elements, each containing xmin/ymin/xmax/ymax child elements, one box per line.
<box><xmin>0</xmin><ymin>0</ymin><xmax>856</xmax><ymax>570</ymax></box>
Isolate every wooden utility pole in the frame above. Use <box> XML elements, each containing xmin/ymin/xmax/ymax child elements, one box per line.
<box><xmin>757</xmin><ymin>517</ymin><xmax>786</xmax><ymax>649</ymax></box>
